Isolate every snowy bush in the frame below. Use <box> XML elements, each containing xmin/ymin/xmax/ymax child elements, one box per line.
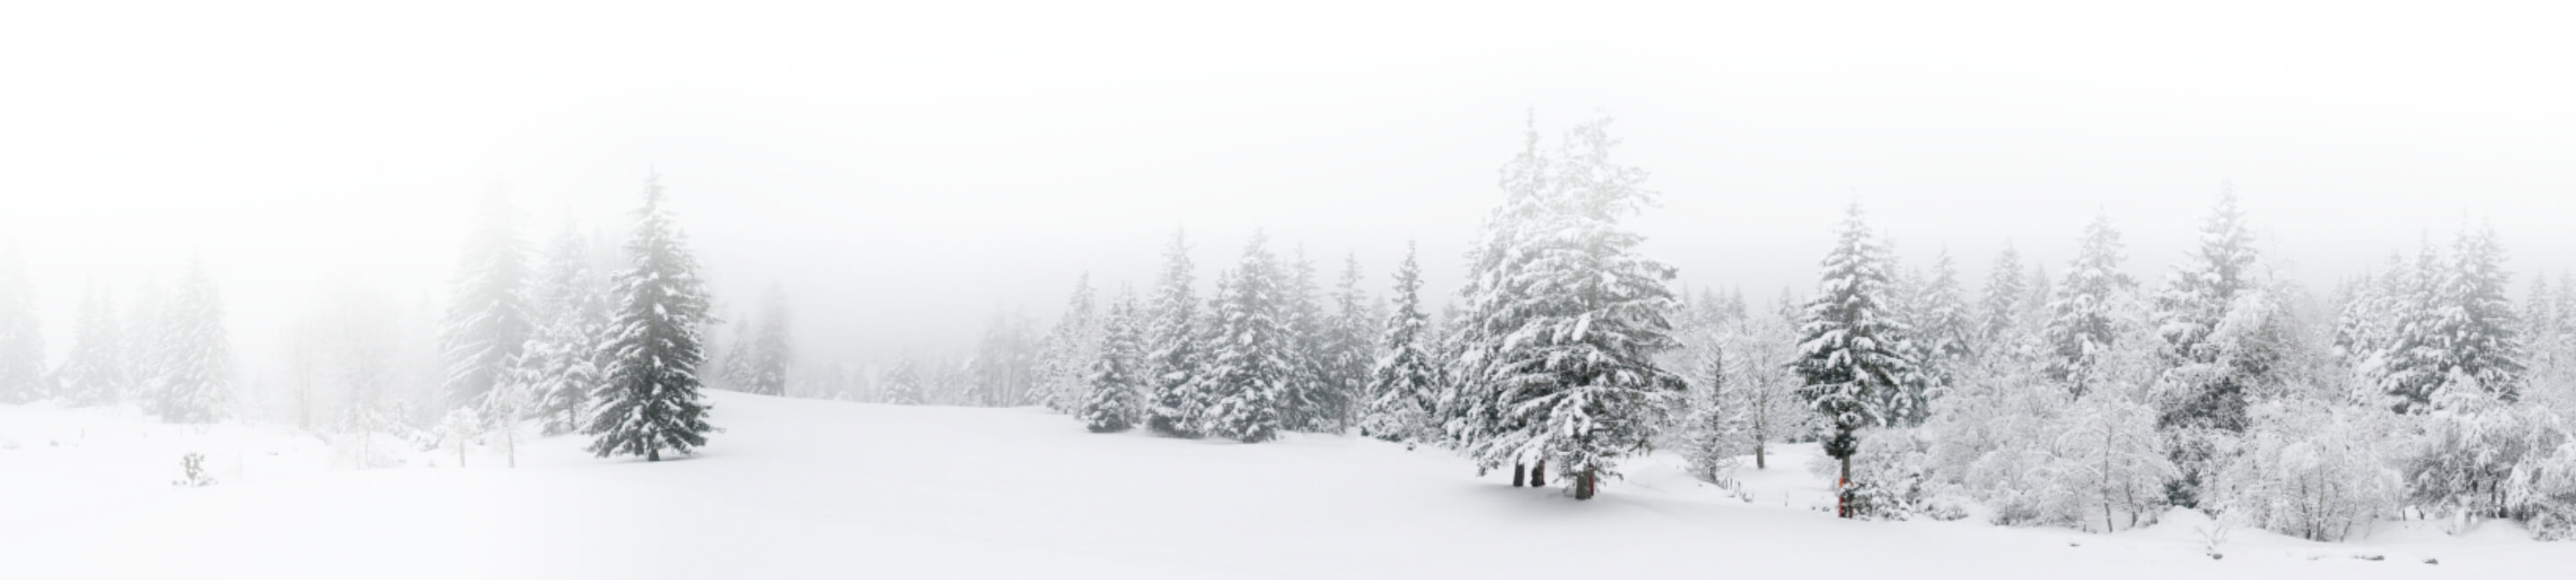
<box><xmin>2215</xmin><ymin>401</ymin><xmax>2402</xmax><ymax>542</ymax></box>
<box><xmin>1812</xmin><ymin>428</ymin><xmax>1966</xmax><ymax>521</ymax></box>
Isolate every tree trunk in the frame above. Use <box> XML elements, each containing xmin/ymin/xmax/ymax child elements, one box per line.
<box><xmin>1838</xmin><ymin>456</ymin><xmax>1853</xmax><ymax>518</ymax></box>
<box><xmin>1513</xmin><ymin>464</ymin><xmax>1526</xmax><ymax>487</ymax></box>
<box><xmin>1574</xmin><ymin>466</ymin><xmax>1598</xmax><ymax>500</ymax></box>
<box><xmin>1755</xmin><ymin>438</ymin><xmax>1767</xmax><ymax>469</ymax></box>
<box><xmin>649</xmin><ymin>447</ymin><xmax>661</xmax><ymax>462</ymax></box>
<box><xmin>1531</xmin><ymin>460</ymin><xmax>1548</xmax><ymax>487</ymax></box>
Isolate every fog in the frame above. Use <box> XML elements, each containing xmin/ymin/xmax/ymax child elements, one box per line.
<box><xmin>6</xmin><ymin>0</ymin><xmax>2572</xmax><ymax>371</ymax></box>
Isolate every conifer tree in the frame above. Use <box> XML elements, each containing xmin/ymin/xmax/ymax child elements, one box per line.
<box><xmin>2431</xmin><ymin>226</ymin><xmax>2523</xmax><ymax>402</ymax></box>
<box><xmin>1143</xmin><ymin>230</ymin><xmax>1204</xmax><ymax>437</ymax></box>
<box><xmin>744</xmin><ymin>284</ymin><xmax>795</xmax><ymax>397</ymax></box>
<box><xmin>1204</xmin><ymin>233</ymin><xmax>1292</xmax><ymax>443</ymax></box>
<box><xmin>1360</xmin><ymin>242</ymin><xmax>1437</xmax><ymax>444</ymax></box>
<box><xmin>1079</xmin><ymin>292</ymin><xmax>1146</xmax><ymax>432</ymax></box>
<box><xmin>585</xmin><ymin>174</ymin><xmax>718</xmax><ymax>462</ymax></box>
<box><xmin>1279</xmin><ymin>248</ymin><xmax>1339</xmax><ymax>432</ymax></box>
<box><xmin>1037</xmin><ymin>274</ymin><xmax>1101</xmax><ymax>411</ymax></box>
<box><xmin>2044</xmin><ymin>213</ymin><xmax>2139</xmax><ymax>397</ymax></box>
<box><xmin>521</xmin><ymin>223</ymin><xmax>611</xmax><ymax>435</ymax></box>
<box><xmin>55</xmin><ymin>280</ymin><xmax>130</xmax><ymax>406</ymax></box>
<box><xmin>439</xmin><ymin>192</ymin><xmax>534</xmax><ymax>413</ymax></box>
<box><xmin>1460</xmin><ymin>115</ymin><xmax>1684</xmax><ymax>499</ymax></box>
<box><xmin>883</xmin><ymin>358</ymin><xmax>926</xmax><ymax>405</ymax></box>
<box><xmin>1322</xmin><ymin>252</ymin><xmax>1376</xmax><ymax>432</ymax></box>
<box><xmin>0</xmin><ymin>245</ymin><xmax>43</xmax><ymax>403</ymax></box>
<box><xmin>1445</xmin><ymin>110</ymin><xmax>1555</xmax><ymax>483</ymax></box>
<box><xmin>1795</xmin><ymin>202</ymin><xmax>1915</xmax><ymax>515</ymax></box>
<box><xmin>150</xmin><ymin>260</ymin><xmax>232</xmax><ymax>423</ymax></box>
<box><xmin>1982</xmin><ymin>244</ymin><xmax>2029</xmax><ymax>345</ymax></box>
<box><xmin>2150</xmin><ymin>188</ymin><xmax>2264</xmax><ymax>507</ymax></box>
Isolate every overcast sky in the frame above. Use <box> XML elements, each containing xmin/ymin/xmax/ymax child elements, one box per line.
<box><xmin>4</xmin><ymin>0</ymin><xmax>2572</xmax><ymax>370</ymax></box>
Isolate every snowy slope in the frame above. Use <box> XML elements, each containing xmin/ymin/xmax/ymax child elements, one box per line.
<box><xmin>4</xmin><ymin>392</ymin><xmax>2569</xmax><ymax>579</ymax></box>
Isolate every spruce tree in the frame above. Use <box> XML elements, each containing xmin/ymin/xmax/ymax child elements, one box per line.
<box><xmin>1445</xmin><ymin>110</ymin><xmax>1555</xmax><ymax>482</ymax></box>
<box><xmin>439</xmin><ymin>191</ymin><xmax>534</xmax><ymax>413</ymax></box>
<box><xmin>2150</xmin><ymin>189</ymin><xmax>2263</xmax><ymax>507</ymax></box>
<box><xmin>1322</xmin><ymin>252</ymin><xmax>1376</xmax><ymax>432</ymax></box>
<box><xmin>1036</xmin><ymin>275</ymin><xmax>1101</xmax><ymax>411</ymax></box>
<box><xmin>585</xmin><ymin>174</ymin><xmax>718</xmax><ymax>462</ymax></box>
<box><xmin>2431</xmin><ymin>226</ymin><xmax>2523</xmax><ymax>402</ymax></box>
<box><xmin>55</xmin><ymin>280</ymin><xmax>130</xmax><ymax>406</ymax></box>
<box><xmin>521</xmin><ymin>222</ymin><xmax>611</xmax><ymax>435</ymax></box>
<box><xmin>0</xmin><ymin>245</ymin><xmax>44</xmax><ymax>403</ymax></box>
<box><xmin>745</xmin><ymin>284</ymin><xmax>795</xmax><ymax>397</ymax></box>
<box><xmin>1278</xmin><ymin>248</ymin><xmax>1338</xmax><ymax>432</ymax></box>
<box><xmin>1981</xmin><ymin>244</ymin><xmax>2029</xmax><ymax>346</ymax></box>
<box><xmin>883</xmin><ymin>358</ymin><xmax>926</xmax><ymax>405</ymax></box>
<box><xmin>1079</xmin><ymin>292</ymin><xmax>1146</xmax><ymax>432</ymax></box>
<box><xmin>1360</xmin><ymin>242</ymin><xmax>1437</xmax><ymax>444</ymax></box>
<box><xmin>150</xmin><ymin>260</ymin><xmax>232</xmax><ymax>423</ymax></box>
<box><xmin>1795</xmin><ymin>202</ymin><xmax>1915</xmax><ymax>516</ymax></box>
<box><xmin>2044</xmin><ymin>213</ymin><xmax>2139</xmax><ymax>397</ymax></box>
<box><xmin>1143</xmin><ymin>229</ymin><xmax>1203</xmax><ymax>437</ymax></box>
<box><xmin>1203</xmin><ymin>233</ymin><xmax>1292</xmax><ymax>443</ymax></box>
<box><xmin>1465</xmin><ymin>115</ymin><xmax>1685</xmax><ymax>499</ymax></box>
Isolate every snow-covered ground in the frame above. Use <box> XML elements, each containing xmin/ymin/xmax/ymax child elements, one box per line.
<box><xmin>4</xmin><ymin>392</ymin><xmax>2568</xmax><ymax>579</ymax></box>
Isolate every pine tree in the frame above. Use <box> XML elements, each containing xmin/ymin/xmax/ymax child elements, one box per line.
<box><xmin>55</xmin><ymin>280</ymin><xmax>130</xmax><ymax>406</ymax></box>
<box><xmin>883</xmin><ymin>358</ymin><xmax>926</xmax><ymax>405</ymax></box>
<box><xmin>1895</xmin><ymin>251</ymin><xmax>1974</xmax><ymax>426</ymax></box>
<box><xmin>1278</xmin><ymin>248</ymin><xmax>1338</xmax><ymax>432</ymax></box>
<box><xmin>585</xmin><ymin>174</ymin><xmax>718</xmax><ymax>461</ymax></box>
<box><xmin>1036</xmin><ymin>274</ymin><xmax>1101</xmax><ymax>411</ymax></box>
<box><xmin>439</xmin><ymin>191</ymin><xmax>534</xmax><ymax>413</ymax></box>
<box><xmin>1360</xmin><ymin>242</ymin><xmax>1437</xmax><ymax>444</ymax></box>
<box><xmin>0</xmin><ymin>245</ymin><xmax>44</xmax><ymax>403</ymax></box>
<box><xmin>2044</xmin><ymin>213</ymin><xmax>2139</xmax><ymax>397</ymax></box>
<box><xmin>2149</xmin><ymin>188</ymin><xmax>2269</xmax><ymax>508</ymax></box>
<box><xmin>1795</xmin><ymin>201</ymin><xmax>1915</xmax><ymax>515</ymax></box>
<box><xmin>744</xmin><ymin>284</ymin><xmax>794</xmax><ymax>397</ymax></box>
<box><xmin>1321</xmin><ymin>252</ymin><xmax>1376</xmax><ymax>432</ymax></box>
<box><xmin>1142</xmin><ymin>229</ymin><xmax>1203</xmax><ymax>437</ymax></box>
<box><xmin>1079</xmin><ymin>292</ymin><xmax>1146</xmax><ymax>432</ymax></box>
<box><xmin>1982</xmin><ymin>244</ymin><xmax>2029</xmax><ymax>346</ymax></box>
<box><xmin>2431</xmin><ymin>225</ymin><xmax>2523</xmax><ymax>402</ymax></box>
<box><xmin>1445</xmin><ymin>109</ymin><xmax>1556</xmax><ymax>482</ymax></box>
<box><xmin>149</xmin><ymin>260</ymin><xmax>232</xmax><ymax>423</ymax></box>
<box><xmin>1203</xmin><ymin>233</ymin><xmax>1292</xmax><ymax>443</ymax></box>
<box><xmin>521</xmin><ymin>222</ymin><xmax>611</xmax><ymax>436</ymax></box>
<box><xmin>1465</xmin><ymin>115</ymin><xmax>1685</xmax><ymax>499</ymax></box>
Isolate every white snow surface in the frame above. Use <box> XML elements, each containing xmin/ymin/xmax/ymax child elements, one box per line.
<box><xmin>4</xmin><ymin>392</ymin><xmax>2570</xmax><ymax>579</ymax></box>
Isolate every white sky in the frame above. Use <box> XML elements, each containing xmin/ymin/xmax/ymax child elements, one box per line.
<box><xmin>4</xmin><ymin>0</ymin><xmax>2573</xmax><ymax>370</ymax></box>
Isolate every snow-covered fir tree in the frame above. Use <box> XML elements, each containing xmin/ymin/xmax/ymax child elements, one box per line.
<box><xmin>2430</xmin><ymin>225</ymin><xmax>2524</xmax><ymax>402</ymax></box>
<box><xmin>585</xmin><ymin>174</ymin><xmax>718</xmax><ymax>462</ymax></box>
<box><xmin>1463</xmin><ymin>115</ymin><xmax>1685</xmax><ymax>499</ymax></box>
<box><xmin>1320</xmin><ymin>252</ymin><xmax>1376</xmax><ymax>432</ymax></box>
<box><xmin>439</xmin><ymin>191</ymin><xmax>534</xmax><ymax>414</ymax></box>
<box><xmin>1981</xmin><ymin>243</ymin><xmax>2030</xmax><ymax>346</ymax></box>
<box><xmin>1444</xmin><ymin>110</ymin><xmax>1556</xmax><ymax>485</ymax></box>
<box><xmin>519</xmin><ymin>222</ymin><xmax>612</xmax><ymax>436</ymax></box>
<box><xmin>2150</xmin><ymin>188</ymin><xmax>2265</xmax><ymax>508</ymax></box>
<box><xmin>149</xmin><ymin>259</ymin><xmax>232</xmax><ymax>423</ymax></box>
<box><xmin>1795</xmin><ymin>201</ymin><xmax>1915</xmax><ymax>515</ymax></box>
<box><xmin>1894</xmin><ymin>251</ymin><xmax>1974</xmax><ymax>427</ymax></box>
<box><xmin>0</xmin><ymin>245</ymin><xmax>44</xmax><ymax>403</ymax></box>
<box><xmin>967</xmin><ymin>308</ymin><xmax>1040</xmax><ymax>407</ymax></box>
<box><xmin>1359</xmin><ymin>242</ymin><xmax>1437</xmax><ymax>444</ymax></box>
<box><xmin>1142</xmin><ymin>229</ymin><xmax>1204</xmax><ymax>437</ymax></box>
<box><xmin>1276</xmin><ymin>248</ymin><xmax>1345</xmax><ymax>433</ymax></box>
<box><xmin>741</xmin><ymin>284</ymin><xmax>795</xmax><ymax>397</ymax></box>
<box><xmin>1079</xmin><ymin>291</ymin><xmax>1145</xmax><ymax>432</ymax></box>
<box><xmin>883</xmin><ymin>358</ymin><xmax>926</xmax><ymax>405</ymax></box>
<box><xmin>1202</xmin><ymin>233</ymin><xmax>1292</xmax><ymax>443</ymax></box>
<box><xmin>1036</xmin><ymin>274</ymin><xmax>1102</xmax><ymax>412</ymax></box>
<box><xmin>2044</xmin><ymin>213</ymin><xmax>2140</xmax><ymax>397</ymax></box>
<box><xmin>57</xmin><ymin>280</ymin><xmax>132</xmax><ymax>406</ymax></box>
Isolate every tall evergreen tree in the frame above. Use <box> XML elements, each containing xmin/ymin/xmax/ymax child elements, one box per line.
<box><xmin>883</xmin><ymin>358</ymin><xmax>926</xmax><ymax>405</ymax></box>
<box><xmin>1981</xmin><ymin>244</ymin><xmax>2029</xmax><ymax>345</ymax></box>
<box><xmin>1203</xmin><ymin>233</ymin><xmax>1292</xmax><ymax>443</ymax></box>
<box><xmin>2431</xmin><ymin>226</ymin><xmax>2523</xmax><ymax>402</ymax></box>
<box><xmin>439</xmin><ymin>191</ymin><xmax>534</xmax><ymax>413</ymax></box>
<box><xmin>585</xmin><ymin>174</ymin><xmax>718</xmax><ymax>461</ymax></box>
<box><xmin>1894</xmin><ymin>251</ymin><xmax>1973</xmax><ymax>426</ymax></box>
<box><xmin>1036</xmin><ymin>274</ymin><xmax>1101</xmax><ymax>411</ymax></box>
<box><xmin>0</xmin><ymin>244</ymin><xmax>44</xmax><ymax>403</ymax></box>
<box><xmin>1321</xmin><ymin>252</ymin><xmax>1376</xmax><ymax>432</ymax></box>
<box><xmin>2150</xmin><ymin>188</ymin><xmax>2264</xmax><ymax>507</ymax></box>
<box><xmin>55</xmin><ymin>280</ymin><xmax>130</xmax><ymax>406</ymax></box>
<box><xmin>1278</xmin><ymin>248</ymin><xmax>1339</xmax><ymax>432</ymax></box>
<box><xmin>1795</xmin><ymin>202</ymin><xmax>1915</xmax><ymax>515</ymax></box>
<box><xmin>1079</xmin><ymin>291</ymin><xmax>1146</xmax><ymax>432</ymax></box>
<box><xmin>1360</xmin><ymin>242</ymin><xmax>1437</xmax><ymax>444</ymax></box>
<box><xmin>1444</xmin><ymin>110</ymin><xmax>1556</xmax><ymax>484</ymax></box>
<box><xmin>744</xmin><ymin>284</ymin><xmax>795</xmax><ymax>397</ymax></box>
<box><xmin>521</xmin><ymin>222</ymin><xmax>612</xmax><ymax>436</ymax></box>
<box><xmin>150</xmin><ymin>260</ymin><xmax>232</xmax><ymax>423</ymax></box>
<box><xmin>1143</xmin><ymin>229</ymin><xmax>1204</xmax><ymax>437</ymax></box>
<box><xmin>2044</xmin><ymin>213</ymin><xmax>2139</xmax><ymax>397</ymax></box>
